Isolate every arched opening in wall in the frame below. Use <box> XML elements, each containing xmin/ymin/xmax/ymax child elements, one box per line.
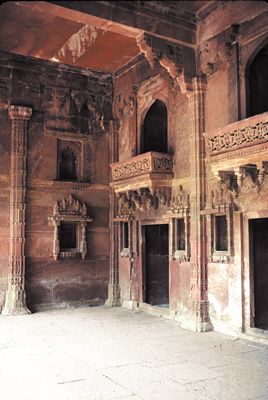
<box><xmin>141</xmin><ymin>100</ymin><xmax>168</xmax><ymax>153</ymax></box>
<box><xmin>59</xmin><ymin>148</ymin><xmax>77</xmax><ymax>181</ymax></box>
<box><xmin>247</xmin><ymin>43</ymin><xmax>268</xmax><ymax>117</ymax></box>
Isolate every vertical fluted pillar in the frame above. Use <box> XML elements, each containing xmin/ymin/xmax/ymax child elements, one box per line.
<box><xmin>2</xmin><ymin>105</ymin><xmax>32</xmax><ymax>316</ymax></box>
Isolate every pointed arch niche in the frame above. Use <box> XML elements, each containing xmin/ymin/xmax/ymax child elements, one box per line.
<box><xmin>140</xmin><ymin>99</ymin><xmax>168</xmax><ymax>154</ymax></box>
<box><xmin>247</xmin><ymin>42</ymin><xmax>268</xmax><ymax>117</ymax></box>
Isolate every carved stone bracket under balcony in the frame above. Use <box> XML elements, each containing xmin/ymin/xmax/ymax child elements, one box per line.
<box><xmin>111</xmin><ymin>151</ymin><xmax>174</xmax><ymax>218</ymax></box>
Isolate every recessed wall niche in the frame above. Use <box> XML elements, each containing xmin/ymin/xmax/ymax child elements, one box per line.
<box><xmin>57</xmin><ymin>139</ymin><xmax>82</xmax><ymax>181</ymax></box>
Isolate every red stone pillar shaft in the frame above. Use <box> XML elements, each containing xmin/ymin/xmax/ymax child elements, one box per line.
<box><xmin>188</xmin><ymin>78</ymin><xmax>213</xmax><ymax>331</ymax></box>
<box><xmin>2</xmin><ymin>105</ymin><xmax>32</xmax><ymax>315</ymax></box>
<box><xmin>106</xmin><ymin>119</ymin><xmax>121</xmax><ymax>306</ymax></box>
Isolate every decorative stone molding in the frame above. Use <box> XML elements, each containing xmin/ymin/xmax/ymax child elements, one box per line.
<box><xmin>52</xmin><ymin>180</ymin><xmax>90</xmax><ymax>190</ymax></box>
<box><xmin>2</xmin><ymin>105</ymin><xmax>32</xmax><ymax>316</ymax></box>
<box><xmin>111</xmin><ymin>151</ymin><xmax>173</xmax><ymax>182</ymax></box>
<box><xmin>49</xmin><ymin>194</ymin><xmax>92</xmax><ymax>260</ymax></box>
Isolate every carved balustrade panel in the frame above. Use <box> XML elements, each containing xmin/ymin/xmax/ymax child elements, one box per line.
<box><xmin>111</xmin><ymin>151</ymin><xmax>173</xmax><ymax>182</ymax></box>
<box><xmin>206</xmin><ymin>112</ymin><xmax>268</xmax><ymax>156</ymax></box>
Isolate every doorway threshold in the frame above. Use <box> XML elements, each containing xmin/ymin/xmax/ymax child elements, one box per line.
<box><xmin>137</xmin><ymin>302</ymin><xmax>171</xmax><ymax>319</ymax></box>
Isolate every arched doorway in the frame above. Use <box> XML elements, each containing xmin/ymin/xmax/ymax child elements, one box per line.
<box><xmin>247</xmin><ymin>44</ymin><xmax>268</xmax><ymax>117</ymax></box>
<box><xmin>141</xmin><ymin>100</ymin><xmax>168</xmax><ymax>153</ymax></box>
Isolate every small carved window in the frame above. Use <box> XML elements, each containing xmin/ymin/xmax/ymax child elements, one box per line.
<box><xmin>173</xmin><ymin>217</ymin><xmax>190</xmax><ymax>262</ymax></box>
<box><xmin>176</xmin><ymin>218</ymin><xmax>186</xmax><ymax>251</ymax></box>
<box><xmin>59</xmin><ymin>222</ymin><xmax>78</xmax><ymax>251</ymax></box>
<box><xmin>214</xmin><ymin>215</ymin><xmax>228</xmax><ymax>252</ymax></box>
<box><xmin>49</xmin><ymin>194</ymin><xmax>93</xmax><ymax>260</ymax></box>
<box><xmin>59</xmin><ymin>147</ymin><xmax>77</xmax><ymax>181</ymax></box>
<box><xmin>120</xmin><ymin>222</ymin><xmax>130</xmax><ymax>257</ymax></box>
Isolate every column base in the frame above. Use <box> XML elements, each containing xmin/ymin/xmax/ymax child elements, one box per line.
<box><xmin>105</xmin><ymin>284</ymin><xmax>121</xmax><ymax>307</ymax></box>
<box><xmin>176</xmin><ymin>315</ymin><xmax>214</xmax><ymax>332</ymax></box>
<box><xmin>2</xmin><ymin>288</ymin><xmax>31</xmax><ymax>316</ymax></box>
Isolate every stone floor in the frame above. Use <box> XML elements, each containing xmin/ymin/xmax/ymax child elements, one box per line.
<box><xmin>0</xmin><ymin>307</ymin><xmax>268</xmax><ymax>400</ymax></box>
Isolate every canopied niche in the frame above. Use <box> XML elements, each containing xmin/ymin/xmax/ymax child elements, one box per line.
<box><xmin>57</xmin><ymin>140</ymin><xmax>82</xmax><ymax>182</ymax></box>
<box><xmin>49</xmin><ymin>194</ymin><xmax>93</xmax><ymax>260</ymax></box>
<box><xmin>141</xmin><ymin>100</ymin><xmax>168</xmax><ymax>154</ymax></box>
<box><xmin>247</xmin><ymin>43</ymin><xmax>268</xmax><ymax>117</ymax></box>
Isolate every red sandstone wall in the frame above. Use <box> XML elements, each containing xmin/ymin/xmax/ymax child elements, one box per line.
<box><xmin>0</xmin><ymin>52</ymin><xmax>113</xmax><ymax>311</ymax></box>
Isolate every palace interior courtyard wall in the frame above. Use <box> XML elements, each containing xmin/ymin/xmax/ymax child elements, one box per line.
<box><xmin>0</xmin><ymin>0</ymin><xmax>268</xmax><ymax>336</ymax></box>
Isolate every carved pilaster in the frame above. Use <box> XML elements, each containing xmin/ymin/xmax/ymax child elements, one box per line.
<box><xmin>2</xmin><ymin>105</ymin><xmax>32</xmax><ymax>316</ymax></box>
<box><xmin>187</xmin><ymin>78</ymin><xmax>213</xmax><ymax>332</ymax></box>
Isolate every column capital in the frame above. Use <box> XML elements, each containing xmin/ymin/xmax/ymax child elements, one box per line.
<box><xmin>9</xmin><ymin>105</ymin><xmax>32</xmax><ymax>120</ymax></box>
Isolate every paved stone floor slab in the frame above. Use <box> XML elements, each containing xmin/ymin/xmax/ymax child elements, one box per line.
<box><xmin>0</xmin><ymin>306</ymin><xmax>268</xmax><ymax>400</ymax></box>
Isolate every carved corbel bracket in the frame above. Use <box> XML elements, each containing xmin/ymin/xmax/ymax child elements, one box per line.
<box><xmin>208</xmin><ymin>172</ymin><xmax>237</xmax><ymax>210</ymax></box>
<box><xmin>116</xmin><ymin>186</ymin><xmax>172</xmax><ymax>217</ymax></box>
<box><xmin>234</xmin><ymin>165</ymin><xmax>263</xmax><ymax>195</ymax></box>
<box><xmin>137</xmin><ymin>32</ymin><xmax>193</xmax><ymax>94</ymax></box>
<box><xmin>114</xmin><ymin>85</ymin><xmax>138</xmax><ymax>121</ymax></box>
<box><xmin>199</xmin><ymin>24</ymin><xmax>240</xmax><ymax>76</ymax></box>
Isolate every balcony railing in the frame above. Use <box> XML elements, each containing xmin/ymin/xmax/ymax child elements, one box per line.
<box><xmin>110</xmin><ymin>151</ymin><xmax>173</xmax><ymax>192</ymax></box>
<box><xmin>205</xmin><ymin>112</ymin><xmax>268</xmax><ymax>157</ymax></box>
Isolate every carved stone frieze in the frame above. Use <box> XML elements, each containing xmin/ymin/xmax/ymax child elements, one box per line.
<box><xmin>49</xmin><ymin>194</ymin><xmax>93</xmax><ymax>260</ymax></box>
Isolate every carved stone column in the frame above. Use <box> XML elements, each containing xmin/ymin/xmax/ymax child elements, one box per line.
<box><xmin>106</xmin><ymin>120</ymin><xmax>121</xmax><ymax>307</ymax></box>
<box><xmin>2</xmin><ymin>105</ymin><xmax>32</xmax><ymax>315</ymax></box>
<box><xmin>187</xmin><ymin>78</ymin><xmax>213</xmax><ymax>332</ymax></box>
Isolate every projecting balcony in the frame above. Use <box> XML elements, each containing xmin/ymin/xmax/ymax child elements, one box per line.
<box><xmin>110</xmin><ymin>151</ymin><xmax>174</xmax><ymax>193</ymax></box>
<box><xmin>205</xmin><ymin>112</ymin><xmax>268</xmax><ymax>173</ymax></box>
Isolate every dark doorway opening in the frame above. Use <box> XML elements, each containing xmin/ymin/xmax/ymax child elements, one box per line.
<box><xmin>144</xmin><ymin>224</ymin><xmax>169</xmax><ymax>306</ymax></box>
<box><xmin>250</xmin><ymin>218</ymin><xmax>268</xmax><ymax>329</ymax></box>
<box><xmin>141</xmin><ymin>100</ymin><xmax>167</xmax><ymax>154</ymax></box>
<box><xmin>247</xmin><ymin>44</ymin><xmax>268</xmax><ymax>117</ymax></box>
